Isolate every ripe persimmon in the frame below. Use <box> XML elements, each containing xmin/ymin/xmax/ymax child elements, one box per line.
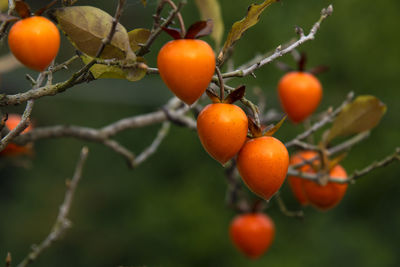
<box><xmin>197</xmin><ymin>103</ymin><xmax>248</xmax><ymax>165</ymax></box>
<box><xmin>229</xmin><ymin>213</ymin><xmax>275</xmax><ymax>259</ymax></box>
<box><xmin>8</xmin><ymin>16</ymin><xmax>60</xmax><ymax>71</ymax></box>
<box><xmin>287</xmin><ymin>150</ymin><xmax>319</xmax><ymax>206</ymax></box>
<box><xmin>302</xmin><ymin>163</ymin><xmax>348</xmax><ymax>211</ymax></box>
<box><xmin>278</xmin><ymin>71</ymin><xmax>322</xmax><ymax>123</ymax></box>
<box><xmin>157</xmin><ymin>39</ymin><xmax>215</xmax><ymax>105</ymax></box>
<box><xmin>289</xmin><ymin>150</ymin><xmax>348</xmax><ymax>210</ymax></box>
<box><xmin>237</xmin><ymin>136</ymin><xmax>289</xmax><ymax>200</ymax></box>
<box><xmin>0</xmin><ymin>114</ymin><xmax>33</xmax><ymax>156</ymax></box>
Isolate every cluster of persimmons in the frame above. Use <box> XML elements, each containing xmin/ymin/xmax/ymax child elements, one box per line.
<box><xmin>2</xmin><ymin>6</ymin><xmax>348</xmax><ymax>260</ymax></box>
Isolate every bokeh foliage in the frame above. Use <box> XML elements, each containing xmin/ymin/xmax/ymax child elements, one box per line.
<box><xmin>0</xmin><ymin>0</ymin><xmax>399</xmax><ymax>266</ymax></box>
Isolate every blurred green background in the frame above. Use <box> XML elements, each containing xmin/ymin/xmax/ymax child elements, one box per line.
<box><xmin>1</xmin><ymin>0</ymin><xmax>400</xmax><ymax>266</ymax></box>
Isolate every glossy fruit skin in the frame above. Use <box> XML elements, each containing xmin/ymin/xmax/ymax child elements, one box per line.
<box><xmin>289</xmin><ymin>150</ymin><xmax>348</xmax><ymax>210</ymax></box>
<box><xmin>0</xmin><ymin>114</ymin><xmax>33</xmax><ymax>156</ymax></box>
<box><xmin>302</xmin><ymin>163</ymin><xmax>348</xmax><ymax>211</ymax></box>
<box><xmin>278</xmin><ymin>71</ymin><xmax>322</xmax><ymax>123</ymax></box>
<box><xmin>197</xmin><ymin>103</ymin><xmax>248</xmax><ymax>164</ymax></box>
<box><xmin>157</xmin><ymin>39</ymin><xmax>215</xmax><ymax>105</ymax></box>
<box><xmin>230</xmin><ymin>213</ymin><xmax>275</xmax><ymax>259</ymax></box>
<box><xmin>237</xmin><ymin>136</ymin><xmax>289</xmax><ymax>200</ymax></box>
<box><xmin>8</xmin><ymin>16</ymin><xmax>60</xmax><ymax>71</ymax></box>
<box><xmin>288</xmin><ymin>150</ymin><xmax>318</xmax><ymax>206</ymax></box>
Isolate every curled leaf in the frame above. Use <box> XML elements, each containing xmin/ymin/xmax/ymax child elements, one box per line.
<box><xmin>223</xmin><ymin>85</ymin><xmax>245</xmax><ymax>104</ymax></box>
<box><xmin>195</xmin><ymin>0</ymin><xmax>224</xmax><ymax>49</ymax></box>
<box><xmin>248</xmin><ymin>116</ymin><xmax>262</xmax><ymax>138</ymax></box>
<box><xmin>217</xmin><ymin>0</ymin><xmax>278</xmax><ymax>65</ymax></box>
<box><xmin>81</xmin><ymin>55</ymin><xmax>147</xmax><ymax>82</ymax></box>
<box><xmin>128</xmin><ymin>28</ymin><xmax>150</xmax><ymax>52</ymax></box>
<box><xmin>53</xmin><ymin>6</ymin><xmax>136</xmax><ymax>60</ymax></box>
<box><xmin>185</xmin><ymin>20</ymin><xmax>213</xmax><ymax>39</ymax></box>
<box><xmin>264</xmin><ymin>115</ymin><xmax>286</xmax><ymax>136</ymax></box>
<box><xmin>323</xmin><ymin>95</ymin><xmax>386</xmax><ymax>143</ymax></box>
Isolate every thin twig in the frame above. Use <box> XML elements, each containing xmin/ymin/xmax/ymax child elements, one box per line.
<box><xmin>217</xmin><ymin>5</ymin><xmax>333</xmax><ymax>79</ymax></box>
<box><xmin>287</xmin><ymin>147</ymin><xmax>400</xmax><ymax>184</ymax></box>
<box><xmin>134</xmin><ymin>122</ymin><xmax>171</xmax><ymax>166</ymax></box>
<box><xmin>285</xmin><ymin>91</ymin><xmax>354</xmax><ymax>148</ymax></box>
<box><xmin>17</xmin><ymin>147</ymin><xmax>89</xmax><ymax>267</ymax></box>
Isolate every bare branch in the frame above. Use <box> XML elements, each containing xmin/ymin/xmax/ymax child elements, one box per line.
<box><xmin>287</xmin><ymin>147</ymin><xmax>400</xmax><ymax>184</ymax></box>
<box><xmin>285</xmin><ymin>91</ymin><xmax>354</xmax><ymax>148</ymax></box>
<box><xmin>218</xmin><ymin>5</ymin><xmax>333</xmax><ymax>79</ymax></box>
<box><xmin>17</xmin><ymin>147</ymin><xmax>89</xmax><ymax>267</ymax></box>
<box><xmin>134</xmin><ymin>122</ymin><xmax>171</xmax><ymax>166</ymax></box>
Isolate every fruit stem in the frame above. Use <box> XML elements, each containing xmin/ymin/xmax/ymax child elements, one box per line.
<box><xmin>163</xmin><ymin>0</ymin><xmax>186</xmax><ymax>38</ymax></box>
<box><xmin>215</xmin><ymin>66</ymin><xmax>225</xmax><ymax>101</ymax></box>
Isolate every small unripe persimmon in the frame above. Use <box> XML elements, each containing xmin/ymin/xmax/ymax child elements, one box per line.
<box><xmin>278</xmin><ymin>71</ymin><xmax>322</xmax><ymax>123</ymax></box>
<box><xmin>230</xmin><ymin>213</ymin><xmax>275</xmax><ymax>259</ymax></box>
<box><xmin>237</xmin><ymin>136</ymin><xmax>289</xmax><ymax>200</ymax></box>
<box><xmin>197</xmin><ymin>103</ymin><xmax>248</xmax><ymax>165</ymax></box>
<box><xmin>8</xmin><ymin>16</ymin><xmax>60</xmax><ymax>71</ymax></box>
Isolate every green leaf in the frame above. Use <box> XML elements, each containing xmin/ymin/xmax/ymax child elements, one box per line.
<box><xmin>195</xmin><ymin>0</ymin><xmax>224</xmax><ymax>49</ymax></box>
<box><xmin>53</xmin><ymin>6</ymin><xmax>136</xmax><ymax>61</ymax></box>
<box><xmin>128</xmin><ymin>28</ymin><xmax>151</xmax><ymax>52</ymax></box>
<box><xmin>81</xmin><ymin>55</ymin><xmax>146</xmax><ymax>82</ymax></box>
<box><xmin>217</xmin><ymin>0</ymin><xmax>278</xmax><ymax>65</ymax></box>
<box><xmin>323</xmin><ymin>95</ymin><xmax>386</xmax><ymax>143</ymax></box>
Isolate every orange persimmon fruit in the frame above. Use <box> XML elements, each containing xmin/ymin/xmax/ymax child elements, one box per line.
<box><xmin>229</xmin><ymin>213</ymin><xmax>275</xmax><ymax>259</ymax></box>
<box><xmin>197</xmin><ymin>103</ymin><xmax>248</xmax><ymax>165</ymax></box>
<box><xmin>278</xmin><ymin>71</ymin><xmax>322</xmax><ymax>123</ymax></box>
<box><xmin>288</xmin><ymin>150</ymin><xmax>348</xmax><ymax>210</ymax></box>
<box><xmin>237</xmin><ymin>136</ymin><xmax>289</xmax><ymax>200</ymax></box>
<box><xmin>0</xmin><ymin>114</ymin><xmax>33</xmax><ymax>156</ymax></box>
<box><xmin>8</xmin><ymin>16</ymin><xmax>60</xmax><ymax>71</ymax></box>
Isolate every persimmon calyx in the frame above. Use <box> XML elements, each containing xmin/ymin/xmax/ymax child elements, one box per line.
<box><xmin>162</xmin><ymin>19</ymin><xmax>213</xmax><ymax>40</ymax></box>
<box><xmin>222</xmin><ymin>85</ymin><xmax>245</xmax><ymax>104</ymax></box>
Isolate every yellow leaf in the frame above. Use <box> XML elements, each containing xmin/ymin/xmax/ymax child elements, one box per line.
<box><xmin>195</xmin><ymin>0</ymin><xmax>224</xmax><ymax>49</ymax></box>
<box><xmin>323</xmin><ymin>95</ymin><xmax>386</xmax><ymax>143</ymax></box>
<box><xmin>217</xmin><ymin>0</ymin><xmax>278</xmax><ymax>65</ymax></box>
<box><xmin>128</xmin><ymin>28</ymin><xmax>151</xmax><ymax>52</ymax></box>
<box><xmin>53</xmin><ymin>6</ymin><xmax>136</xmax><ymax>61</ymax></box>
<box><xmin>141</xmin><ymin>0</ymin><xmax>146</xmax><ymax>7</ymax></box>
<box><xmin>0</xmin><ymin>0</ymin><xmax>8</xmax><ymax>11</ymax></box>
<box><xmin>264</xmin><ymin>115</ymin><xmax>286</xmax><ymax>136</ymax></box>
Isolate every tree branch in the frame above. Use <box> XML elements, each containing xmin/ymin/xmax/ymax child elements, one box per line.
<box><xmin>17</xmin><ymin>147</ymin><xmax>89</xmax><ymax>267</ymax></box>
<box><xmin>218</xmin><ymin>5</ymin><xmax>333</xmax><ymax>79</ymax></box>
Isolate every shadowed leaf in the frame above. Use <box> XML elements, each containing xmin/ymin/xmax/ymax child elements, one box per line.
<box><xmin>217</xmin><ymin>0</ymin><xmax>278</xmax><ymax>65</ymax></box>
<box><xmin>248</xmin><ymin>116</ymin><xmax>262</xmax><ymax>138</ymax></box>
<box><xmin>323</xmin><ymin>95</ymin><xmax>386</xmax><ymax>143</ymax></box>
<box><xmin>195</xmin><ymin>0</ymin><xmax>224</xmax><ymax>48</ymax></box>
<box><xmin>264</xmin><ymin>115</ymin><xmax>286</xmax><ymax>136</ymax></box>
<box><xmin>81</xmin><ymin>55</ymin><xmax>147</xmax><ymax>82</ymax></box>
<box><xmin>53</xmin><ymin>6</ymin><xmax>136</xmax><ymax>60</ymax></box>
<box><xmin>15</xmin><ymin>0</ymin><xmax>31</xmax><ymax>18</ymax></box>
<box><xmin>185</xmin><ymin>20</ymin><xmax>213</xmax><ymax>39</ymax></box>
<box><xmin>128</xmin><ymin>28</ymin><xmax>150</xmax><ymax>52</ymax></box>
<box><xmin>161</xmin><ymin>27</ymin><xmax>182</xmax><ymax>40</ymax></box>
<box><xmin>224</xmin><ymin>85</ymin><xmax>245</xmax><ymax>104</ymax></box>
